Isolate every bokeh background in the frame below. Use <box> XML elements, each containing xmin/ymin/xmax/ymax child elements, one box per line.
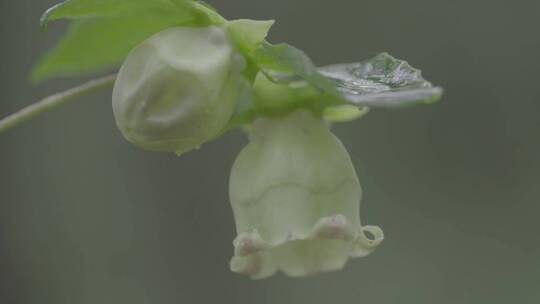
<box><xmin>1</xmin><ymin>0</ymin><xmax>540</xmax><ymax>303</ymax></box>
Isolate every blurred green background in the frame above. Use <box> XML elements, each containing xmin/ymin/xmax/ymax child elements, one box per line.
<box><xmin>1</xmin><ymin>0</ymin><xmax>539</xmax><ymax>303</ymax></box>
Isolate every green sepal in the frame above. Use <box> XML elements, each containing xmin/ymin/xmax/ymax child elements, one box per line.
<box><xmin>226</xmin><ymin>19</ymin><xmax>275</xmax><ymax>82</ymax></box>
<box><xmin>323</xmin><ymin>105</ymin><xmax>370</xmax><ymax>123</ymax></box>
<box><xmin>252</xmin><ymin>42</ymin><xmax>338</xmax><ymax>94</ymax></box>
<box><xmin>226</xmin><ymin>19</ymin><xmax>275</xmax><ymax>55</ymax></box>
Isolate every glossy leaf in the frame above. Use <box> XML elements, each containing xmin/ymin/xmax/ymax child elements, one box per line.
<box><xmin>252</xmin><ymin>43</ymin><xmax>442</xmax><ymax>108</ymax></box>
<box><xmin>319</xmin><ymin>53</ymin><xmax>443</xmax><ymax>107</ymax></box>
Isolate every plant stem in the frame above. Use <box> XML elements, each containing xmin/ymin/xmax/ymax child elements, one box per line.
<box><xmin>0</xmin><ymin>74</ymin><xmax>117</xmax><ymax>134</ymax></box>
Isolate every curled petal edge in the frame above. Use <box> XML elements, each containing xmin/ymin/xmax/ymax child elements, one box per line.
<box><xmin>230</xmin><ymin>214</ymin><xmax>384</xmax><ymax>279</ymax></box>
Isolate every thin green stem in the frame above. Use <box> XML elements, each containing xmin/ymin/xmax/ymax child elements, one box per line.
<box><xmin>0</xmin><ymin>74</ymin><xmax>117</xmax><ymax>134</ymax></box>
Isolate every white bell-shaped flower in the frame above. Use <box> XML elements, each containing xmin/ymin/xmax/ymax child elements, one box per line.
<box><xmin>113</xmin><ymin>26</ymin><xmax>246</xmax><ymax>154</ymax></box>
<box><xmin>229</xmin><ymin>111</ymin><xmax>383</xmax><ymax>279</ymax></box>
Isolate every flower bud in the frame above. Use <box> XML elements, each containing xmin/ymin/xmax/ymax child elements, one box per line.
<box><xmin>229</xmin><ymin>111</ymin><xmax>383</xmax><ymax>279</ymax></box>
<box><xmin>113</xmin><ymin>26</ymin><xmax>246</xmax><ymax>154</ymax></box>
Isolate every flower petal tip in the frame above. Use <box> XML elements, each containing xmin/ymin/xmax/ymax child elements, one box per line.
<box><xmin>350</xmin><ymin>225</ymin><xmax>384</xmax><ymax>258</ymax></box>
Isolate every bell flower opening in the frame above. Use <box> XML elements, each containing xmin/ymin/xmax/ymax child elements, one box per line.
<box><xmin>229</xmin><ymin>111</ymin><xmax>383</xmax><ymax>279</ymax></box>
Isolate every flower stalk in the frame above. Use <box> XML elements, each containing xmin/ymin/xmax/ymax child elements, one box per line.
<box><xmin>0</xmin><ymin>74</ymin><xmax>116</xmax><ymax>134</ymax></box>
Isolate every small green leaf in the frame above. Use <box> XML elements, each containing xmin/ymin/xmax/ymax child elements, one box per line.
<box><xmin>319</xmin><ymin>53</ymin><xmax>443</xmax><ymax>108</ymax></box>
<box><xmin>33</xmin><ymin>0</ymin><xmax>222</xmax><ymax>82</ymax></box>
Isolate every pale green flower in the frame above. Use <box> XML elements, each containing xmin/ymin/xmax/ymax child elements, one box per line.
<box><xmin>229</xmin><ymin>111</ymin><xmax>384</xmax><ymax>279</ymax></box>
<box><xmin>112</xmin><ymin>26</ymin><xmax>246</xmax><ymax>154</ymax></box>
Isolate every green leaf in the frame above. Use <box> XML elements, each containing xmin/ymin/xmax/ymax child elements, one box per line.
<box><xmin>33</xmin><ymin>0</ymin><xmax>222</xmax><ymax>82</ymax></box>
<box><xmin>319</xmin><ymin>53</ymin><xmax>443</xmax><ymax>108</ymax></box>
<box><xmin>41</xmin><ymin>0</ymin><xmax>198</xmax><ymax>27</ymax></box>
<box><xmin>251</xmin><ymin>43</ymin><xmax>442</xmax><ymax>108</ymax></box>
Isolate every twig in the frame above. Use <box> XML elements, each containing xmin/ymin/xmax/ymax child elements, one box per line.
<box><xmin>0</xmin><ymin>74</ymin><xmax>117</xmax><ymax>134</ymax></box>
